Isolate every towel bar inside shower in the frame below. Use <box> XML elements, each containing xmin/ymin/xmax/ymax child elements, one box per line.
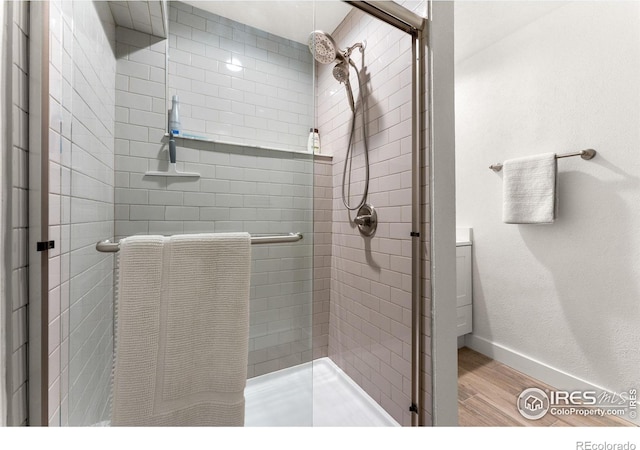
<box><xmin>489</xmin><ymin>149</ymin><xmax>597</xmax><ymax>172</ymax></box>
<box><xmin>95</xmin><ymin>232</ymin><xmax>303</xmax><ymax>253</ymax></box>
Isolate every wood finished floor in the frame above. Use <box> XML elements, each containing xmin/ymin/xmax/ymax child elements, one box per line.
<box><xmin>458</xmin><ymin>347</ymin><xmax>635</xmax><ymax>427</ymax></box>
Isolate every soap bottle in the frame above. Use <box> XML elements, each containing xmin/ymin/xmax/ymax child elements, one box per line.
<box><xmin>308</xmin><ymin>128</ymin><xmax>320</xmax><ymax>154</ymax></box>
<box><xmin>169</xmin><ymin>95</ymin><xmax>181</xmax><ymax>136</ymax></box>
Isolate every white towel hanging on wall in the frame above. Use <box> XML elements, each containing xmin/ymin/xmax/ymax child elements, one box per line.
<box><xmin>502</xmin><ymin>152</ymin><xmax>557</xmax><ymax>224</ymax></box>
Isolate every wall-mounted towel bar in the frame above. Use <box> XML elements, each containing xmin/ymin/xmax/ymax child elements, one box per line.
<box><xmin>95</xmin><ymin>232</ymin><xmax>303</xmax><ymax>253</ymax></box>
<box><xmin>489</xmin><ymin>149</ymin><xmax>597</xmax><ymax>172</ymax></box>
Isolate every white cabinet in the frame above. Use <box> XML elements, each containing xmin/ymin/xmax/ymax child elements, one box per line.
<box><xmin>456</xmin><ymin>244</ymin><xmax>472</xmax><ymax>336</ymax></box>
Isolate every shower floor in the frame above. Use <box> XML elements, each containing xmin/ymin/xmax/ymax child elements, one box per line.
<box><xmin>96</xmin><ymin>357</ymin><xmax>398</xmax><ymax>427</ymax></box>
<box><xmin>245</xmin><ymin>357</ymin><xmax>400</xmax><ymax>427</ymax></box>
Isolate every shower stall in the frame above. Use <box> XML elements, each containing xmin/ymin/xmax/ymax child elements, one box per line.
<box><xmin>22</xmin><ymin>0</ymin><xmax>449</xmax><ymax>427</ymax></box>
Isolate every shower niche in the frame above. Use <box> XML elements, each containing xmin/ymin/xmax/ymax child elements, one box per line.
<box><xmin>166</xmin><ymin>1</ymin><xmax>319</xmax><ymax>153</ymax></box>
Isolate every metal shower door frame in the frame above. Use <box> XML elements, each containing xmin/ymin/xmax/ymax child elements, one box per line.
<box><xmin>28</xmin><ymin>0</ymin><xmax>50</xmax><ymax>426</ymax></box>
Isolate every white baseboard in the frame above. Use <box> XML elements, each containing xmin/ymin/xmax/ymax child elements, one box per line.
<box><xmin>464</xmin><ymin>334</ymin><xmax>640</xmax><ymax>426</ymax></box>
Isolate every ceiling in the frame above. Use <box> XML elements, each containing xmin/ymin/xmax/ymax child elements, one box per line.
<box><xmin>184</xmin><ymin>1</ymin><xmax>353</xmax><ymax>44</ymax></box>
<box><xmin>455</xmin><ymin>1</ymin><xmax>566</xmax><ymax>63</ymax></box>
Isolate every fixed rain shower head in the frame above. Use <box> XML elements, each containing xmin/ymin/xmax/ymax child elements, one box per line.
<box><xmin>308</xmin><ymin>30</ymin><xmax>339</xmax><ymax>65</ymax></box>
<box><xmin>308</xmin><ymin>31</ymin><xmax>351</xmax><ymax>84</ymax></box>
<box><xmin>309</xmin><ymin>31</ymin><xmax>363</xmax><ymax>111</ymax></box>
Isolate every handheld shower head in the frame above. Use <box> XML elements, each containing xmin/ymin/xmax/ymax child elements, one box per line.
<box><xmin>332</xmin><ymin>61</ymin><xmax>350</xmax><ymax>84</ymax></box>
<box><xmin>308</xmin><ymin>31</ymin><xmax>339</xmax><ymax>65</ymax></box>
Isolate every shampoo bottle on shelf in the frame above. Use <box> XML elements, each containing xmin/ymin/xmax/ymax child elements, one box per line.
<box><xmin>169</xmin><ymin>95</ymin><xmax>181</xmax><ymax>136</ymax></box>
<box><xmin>308</xmin><ymin>128</ymin><xmax>320</xmax><ymax>154</ymax></box>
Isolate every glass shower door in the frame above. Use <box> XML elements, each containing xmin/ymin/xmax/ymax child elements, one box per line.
<box><xmin>160</xmin><ymin>2</ymin><xmax>316</xmax><ymax>425</ymax></box>
<box><xmin>61</xmin><ymin>0</ymin><xmax>316</xmax><ymax>426</ymax></box>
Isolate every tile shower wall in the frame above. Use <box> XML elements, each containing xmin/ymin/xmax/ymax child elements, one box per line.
<box><xmin>317</xmin><ymin>6</ymin><xmax>429</xmax><ymax>426</ymax></box>
<box><xmin>9</xmin><ymin>0</ymin><xmax>29</xmax><ymax>426</ymax></box>
<box><xmin>114</xmin><ymin>22</ymin><xmax>319</xmax><ymax>377</ymax></box>
<box><xmin>166</xmin><ymin>2</ymin><xmax>314</xmax><ymax>152</ymax></box>
<box><xmin>48</xmin><ymin>0</ymin><xmax>116</xmax><ymax>426</ymax></box>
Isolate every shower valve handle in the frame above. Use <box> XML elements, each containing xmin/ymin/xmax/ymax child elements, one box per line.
<box><xmin>354</xmin><ymin>204</ymin><xmax>377</xmax><ymax>237</ymax></box>
<box><xmin>354</xmin><ymin>215</ymin><xmax>372</xmax><ymax>226</ymax></box>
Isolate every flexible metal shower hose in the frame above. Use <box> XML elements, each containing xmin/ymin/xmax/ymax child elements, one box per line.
<box><xmin>341</xmin><ymin>58</ymin><xmax>370</xmax><ymax>211</ymax></box>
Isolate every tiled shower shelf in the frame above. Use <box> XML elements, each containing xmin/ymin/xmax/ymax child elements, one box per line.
<box><xmin>165</xmin><ymin>133</ymin><xmax>333</xmax><ymax>161</ymax></box>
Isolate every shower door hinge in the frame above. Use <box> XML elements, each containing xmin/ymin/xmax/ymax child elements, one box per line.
<box><xmin>409</xmin><ymin>403</ymin><xmax>419</xmax><ymax>413</ymax></box>
<box><xmin>36</xmin><ymin>240</ymin><xmax>55</xmax><ymax>252</ymax></box>
<box><xmin>410</xmin><ymin>232</ymin><xmax>420</xmax><ymax>237</ymax></box>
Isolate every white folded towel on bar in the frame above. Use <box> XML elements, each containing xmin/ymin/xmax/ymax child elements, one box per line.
<box><xmin>111</xmin><ymin>233</ymin><xmax>251</xmax><ymax>426</ymax></box>
<box><xmin>502</xmin><ymin>152</ymin><xmax>557</xmax><ymax>224</ymax></box>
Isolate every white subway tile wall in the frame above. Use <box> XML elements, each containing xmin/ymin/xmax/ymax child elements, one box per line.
<box><xmin>114</xmin><ymin>14</ymin><xmax>319</xmax><ymax>377</ymax></box>
<box><xmin>49</xmin><ymin>0</ymin><xmax>116</xmax><ymax>426</ymax></box>
<box><xmin>166</xmin><ymin>3</ymin><xmax>314</xmax><ymax>152</ymax></box>
<box><xmin>9</xmin><ymin>0</ymin><xmax>29</xmax><ymax>426</ymax></box>
<box><xmin>317</xmin><ymin>4</ymin><xmax>431</xmax><ymax>426</ymax></box>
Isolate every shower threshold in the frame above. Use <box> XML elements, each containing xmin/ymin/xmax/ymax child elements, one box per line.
<box><xmin>245</xmin><ymin>357</ymin><xmax>400</xmax><ymax>427</ymax></box>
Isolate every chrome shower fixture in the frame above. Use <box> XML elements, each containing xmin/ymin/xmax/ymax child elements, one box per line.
<box><xmin>308</xmin><ymin>30</ymin><xmax>371</xmax><ymax>214</ymax></box>
<box><xmin>332</xmin><ymin>61</ymin><xmax>350</xmax><ymax>84</ymax></box>
<box><xmin>308</xmin><ymin>30</ymin><xmax>365</xmax><ymax>83</ymax></box>
<box><xmin>308</xmin><ymin>30</ymin><xmax>365</xmax><ymax>112</ymax></box>
<box><xmin>332</xmin><ymin>61</ymin><xmax>355</xmax><ymax>112</ymax></box>
<box><xmin>343</xmin><ymin>41</ymin><xmax>366</xmax><ymax>59</ymax></box>
<box><xmin>308</xmin><ymin>30</ymin><xmax>339</xmax><ymax>64</ymax></box>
